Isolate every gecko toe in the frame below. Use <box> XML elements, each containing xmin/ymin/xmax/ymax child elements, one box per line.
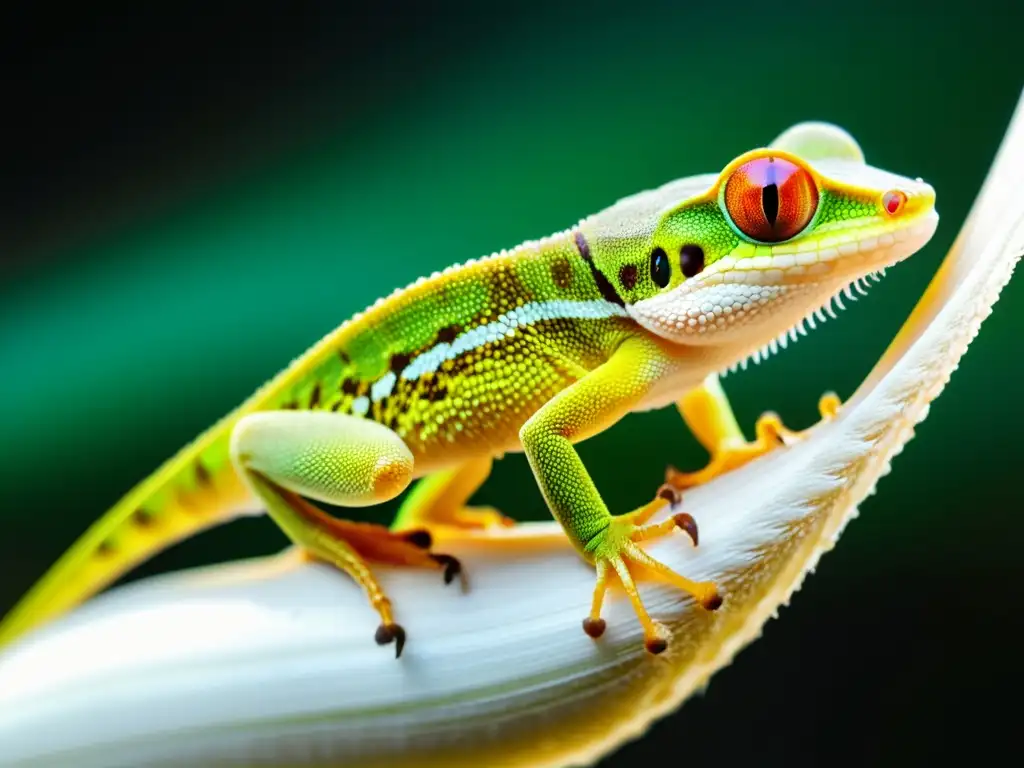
<box><xmin>375</xmin><ymin>622</ymin><xmax>407</xmax><ymax>658</ymax></box>
<box><xmin>701</xmin><ymin>590</ymin><xmax>724</xmax><ymax>611</ymax></box>
<box><xmin>431</xmin><ymin>553</ymin><xmax>463</xmax><ymax>586</ymax></box>
<box><xmin>644</xmin><ymin>636</ymin><xmax>669</xmax><ymax>655</ymax></box>
<box><xmin>582</xmin><ymin>617</ymin><xmax>607</xmax><ymax>638</ymax></box>
<box><xmin>672</xmin><ymin>512</ymin><xmax>700</xmax><ymax>546</ymax></box>
<box><xmin>656</xmin><ymin>482</ymin><xmax>683</xmax><ymax>506</ymax></box>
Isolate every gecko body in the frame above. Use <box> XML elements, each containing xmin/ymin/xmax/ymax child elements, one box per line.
<box><xmin>0</xmin><ymin>122</ymin><xmax>938</xmax><ymax>655</ymax></box>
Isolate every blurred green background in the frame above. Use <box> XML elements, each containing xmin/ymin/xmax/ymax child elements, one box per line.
<box><xmin>2</xmin><ymin>2</ymin><xmax>1021</xmax><ymax>764</ymax></box>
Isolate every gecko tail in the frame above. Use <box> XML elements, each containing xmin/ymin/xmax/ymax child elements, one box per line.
<box><xmin>0</xmin><ymin>431</ymin><xmax>251</xmax><ymax>650</ymax></box>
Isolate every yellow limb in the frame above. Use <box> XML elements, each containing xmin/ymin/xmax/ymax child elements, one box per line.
<box><xmin>391</xmin><ymin>457</ymin><xmax>515</xmax><ymax>533</ymax></box>
<box><xmin>519</xmin><ymin>336</ymin><xmax>721</xmax><ymax>654</ymax></box>
<box><xmin>583</xmin><ymin>559</ymin><xmax>610</xmax><ymax>639</ymax></box>
<box><xmin>666</xmin><ymin>373</ymin><xmax>842</xmax><ymax>489</ymax></box>
<box><xmin>232</xmin><ymin>411</ymin><xmax>464</xmax><ymax>658</ymax></box>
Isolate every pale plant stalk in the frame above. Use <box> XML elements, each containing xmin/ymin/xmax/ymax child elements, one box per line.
<box><xmin>1</xmin><ymin>88</ymin><xmax>1022</xmax><ymax>768</ymax></box>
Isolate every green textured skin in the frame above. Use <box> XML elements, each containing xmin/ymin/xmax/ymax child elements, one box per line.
<box><xmin>193</xmin><ymin>232</ymin><xmax>638</xmax><ymax>486</ymax></box>
<box><xmin>267</xmin><ymin>234</ymin><xmax>635</xmax><ymax>468</ymax></box>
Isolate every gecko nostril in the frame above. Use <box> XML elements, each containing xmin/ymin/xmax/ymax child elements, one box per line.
<box><xmin>882</xmin><ymin>190</ymin><xmax>907</xmax><ymax>216</ymax></box>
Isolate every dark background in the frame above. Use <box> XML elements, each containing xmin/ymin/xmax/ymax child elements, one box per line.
<box><xmin>2</xmin><ymin>2</ymin><xmax>1022</xmax><ymax>765</ymax></box>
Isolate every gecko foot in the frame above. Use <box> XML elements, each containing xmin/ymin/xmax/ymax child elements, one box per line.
<box><xmin>319</xmin><ymin>518</ymin><xmax>467</xmax><ymax>590</ymax></box>
<box><xmin>397</xmin><ymin>530</ymin><xmax>466</xmax><ymax>587</ymax></box>
<box><xmin>375</xmin><ymin>622</ymin><xmax>407</xmax><ymax>658</ymax></box>
<box><xmin>583</xmin><ymin>493</ymin><xmax>721</xmax><ymax>654</ymax></box>
<box><xmin>294</xmin><ymin>516</ymin><xmax>468</xmax><ymax>657</ymax></box>
<box><xmin>667</xmin><ymin>391</ymin><xmax>843</xmax><ymax>489</ymax></box>
<box><xmin>430</xmin><ymin>553</ymin><xmax>467</xmax><ymax>589</ymax></box>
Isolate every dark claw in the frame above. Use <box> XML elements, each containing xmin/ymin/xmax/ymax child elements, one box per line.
<box><xmin>401</xmin><ymin>528</ymin><xmax>433</xmax><ymax>549</ymax></box>
<box><xmin>582</xmin><ymin>617</ymin><xmax>606</xmax><ymax>638</ymax></box>
<box><xmin>673</xmin><ymin>512</ymin><xmax>699</xmax><ymax>546</ymax></box>
<box><xmin>657</xmin><ymin>483</ymin><xmax>682</xmax><ymax>505</ymax></box>
<box><xmin>645</xmin><ymin>636</ymin><xmax>668</xmax><ymax>655</ymax></box>
<box><xmin>375</xmin><ymin>622</ymin><xmax>407</xmax><ymax>658</ymax></box>
<box><xmin>702</xmin><ymin>592</ymin><xmax>724</xmax><ymax>611</ymax></box>
<box><xmin>760</xmin><ymin>412</ymin><xmax>787</xmax><ymax>445</ymax></box>
<box><xmin>431</xmin><ymin>553</ymin><xmax>462</xmax><ymax>585</ymax></box>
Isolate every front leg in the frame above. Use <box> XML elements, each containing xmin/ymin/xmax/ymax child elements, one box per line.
<box><xmin>519</xmin><ymin>336</ymin><xmax>721</xmax><ymax>655</ymax></box>
<box><xmin>231</xmin><ymin>411</ymin><xmax>463</xmax><ymax>658</ymax></box>
<box><xmin>665</xmin><ymin>373</ymin><xmax>841</xmax><ymax>489</ymax></box>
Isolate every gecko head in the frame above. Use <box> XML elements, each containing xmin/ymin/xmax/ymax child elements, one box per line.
<box><xmin>581</xmin><ymin>123</ymin><xmax>938</xmax><ymax>352</ymax></box>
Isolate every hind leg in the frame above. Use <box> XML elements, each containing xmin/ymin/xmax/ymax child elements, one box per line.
<box><xmin>231</xmin><ymin>410</ymin><xmax>463</xmax><ymax>657</ymax></box>
<box><xmin>665</xmin><ymin>373</ymin><xmax>841</xmax><ymax>489</ymax></box>
<box><xmin>391</xmin><ymin>457</ymin><xmax>515</xmax><ymax>533</ymax></box>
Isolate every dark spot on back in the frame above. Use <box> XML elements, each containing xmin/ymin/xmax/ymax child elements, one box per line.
<box><xmin>437</xmin><ymin>325</ymin><xmax>460</xmax><ymax>344</ymax></box>
<box><xmin>96</xmin><ymin>539</ymin><xmax>117</xmax><ymax>557</ymax></box>
<box><xmin>551</xmin><ymin>256</ymin><xmax>573</xmax><ymax>289</ymax></box>
<box><xmin>308</xmin><ymin>383</ymin><xmax>321</xmax><ymax>408</ymax></box>
<box><xmin>341</xmin><ymin>378</ymin><xmax>359</xmax><ymax>395</ymax></box>
<box><xmin>486</xmin><ymin>262</ymin><xmax>533</xmax><ymax>310</ymax></box>
<box><xmin>281</xmin><ymin>400</ymin><xmax>298</xmax><ymax>410</ymax></box>
<box><xmin>132</xmin><ymin>508</ymin><xmax>155</xmax><ymax>528</ymax></box>
<box><xmin>390</xmin><ymin>353</ymin><xmax>411</xmax><ymax>374</ymax></box>
<box><xmin>416</xmin><ymin>372</ymin><xmax>445</xmax><ymax>403</ymax></box>
<box><xmin>573</xmin><ymin>230</ymin><xmax>625</xmax><ymax>307</ymax></box>
<box><xmin>425</xmin><ymin>380</ymin><xmax>448</xmax><ymax>402</ymax></box>
<box><xmin>194</xmin><ymin>461</ymin><xmax>212</xmax><ymax>487</ymax></box>
<box><xmin>338</xmin><ymin>350</ymin><xmax>351</xmax><ymax>364</ymax></box>
<box><xmin>619</xmin><ymin>263</ymin><xmax>638</xmax><ymax>290</ymax></box>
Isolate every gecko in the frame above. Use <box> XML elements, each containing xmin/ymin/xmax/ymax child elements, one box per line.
<box><xmin>0</xmin><ymin>122</ymin><xmax>938</xmax><ymax>657</ymax></box>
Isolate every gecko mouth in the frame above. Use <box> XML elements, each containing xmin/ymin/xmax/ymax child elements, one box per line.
<box><xmin>718</xmin><ymin>210</ymin><xmax>940</xmax><ymax>376</ymax></box>
<box><xmin>626</xmin><ymin>208</ymin><xmax>939</xmax><ymax>351</ymax></box>
<box><xmin>710</xmin><ymin>212</ymin><xmax>940</xmax><ymax>289</ymax></box>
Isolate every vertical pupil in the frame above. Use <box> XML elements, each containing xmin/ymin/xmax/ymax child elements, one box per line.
<box><xmin>761</xmin><ymin>183</ymin><xmax>779</xmax><ymax>227</ymax></box>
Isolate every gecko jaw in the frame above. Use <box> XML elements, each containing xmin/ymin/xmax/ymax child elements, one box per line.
<box><xmin>626</xmin><ymin>206</ymin><xmax>939</xmax><ymax>349</ymax></box>
<box><xmin>722</xmin><ymin>207</ymin><xmax>940</xmax><ymax>372</ymax></box>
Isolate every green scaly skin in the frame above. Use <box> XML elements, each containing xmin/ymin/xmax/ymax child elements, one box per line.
<box><xmin>0</xmin><ymin>122</ymin><xmax>938</xmax><ymax>655</ymax></box>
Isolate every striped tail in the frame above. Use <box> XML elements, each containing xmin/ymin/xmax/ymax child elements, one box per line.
<box><xmin>0</xmin><ymin>417</ymin><xmax>252</xmax><ymax>648</ymax></box>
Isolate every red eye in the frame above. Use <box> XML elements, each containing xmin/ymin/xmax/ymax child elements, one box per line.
<box><xmin>723</xmin><ymin>156</ymin><xmax>819</xmax><ymax>242</ymax></box>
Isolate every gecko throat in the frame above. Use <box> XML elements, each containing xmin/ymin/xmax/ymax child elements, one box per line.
<box><xmin>720</xmin><ymin>269</ymin><xmax>888</xmax><ymax>378</ymax></box>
